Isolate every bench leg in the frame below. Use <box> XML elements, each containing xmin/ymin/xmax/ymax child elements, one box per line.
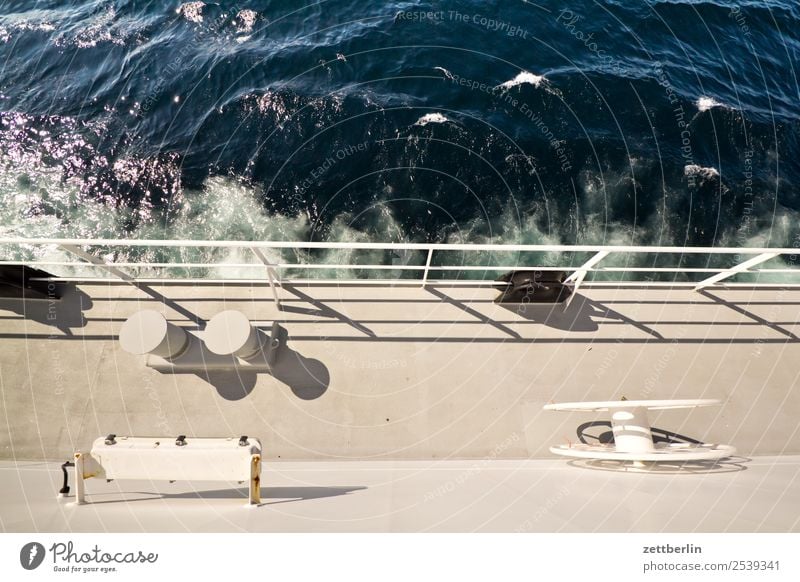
<box><xmin>249</xmin><ymin>454</ymin><xmax>261</xmax><ymax>505</ymax></box>
<box><xmin>74</xmin><ymin>452</ymin><xmax>86</xmax><ymax>505</ymax></box>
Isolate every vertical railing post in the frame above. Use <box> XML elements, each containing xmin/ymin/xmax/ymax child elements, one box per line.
<box><xmin>693</xmin><ymin>252</ymin><xmax>779</xmax><ymax>290</ymax></box>
<box><xmin>421</xmin><ymin>248</ymin><xmax>434</xmax><ymax>287</ymax></box>
<box><xmin>251</xmin><ymin>247</ymin><xmax>281</xmax><ymax>309</ymax></box>
<box><xmin>563</xmin><ymin>250</ymin><xmax>610</xmax><ymax>309</ymax></box>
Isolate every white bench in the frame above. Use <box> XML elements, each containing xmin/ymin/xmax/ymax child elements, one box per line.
<box><xmin>73</xmin><ymin>435</ymin><xmax>262</xmax><ymax>505</ymax></box>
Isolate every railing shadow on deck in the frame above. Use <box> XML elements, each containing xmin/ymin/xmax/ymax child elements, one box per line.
<box><xmin>496</xmin><ymin>294</ymin><xmax>665</xmax><ymax>338</ymax></box>
<box><xmin>1</xmin><ymin>284</ymin><xmax>798</xmax><ymax>346</ymax></box>
<box><xmin>0</xmin><ymin>283</ymin><xmax>92</xmax><ymax>336</ymax></box>
<box><xmin>272</xmin><ymin>286</ymin><xmax>796</xmax><ymax>344</ymax></box>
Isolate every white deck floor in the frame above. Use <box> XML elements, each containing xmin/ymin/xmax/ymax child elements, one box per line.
<box><xmin>2</xmin><ymin>457</ymin><xmax>799</xmax><ymax>532</ymax></box>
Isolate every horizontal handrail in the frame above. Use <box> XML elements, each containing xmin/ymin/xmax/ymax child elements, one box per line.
<box><xmin>2</xmin><ymin>237</ymin><xmax>798</xmax><ymax>292</ymax></box>
<box><xmin>0</xmin><ymin>260</ymin><xmax>795</xmax><ymax>275</ymax></box>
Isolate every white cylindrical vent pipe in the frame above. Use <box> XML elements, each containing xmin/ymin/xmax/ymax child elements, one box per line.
<box><xmin>204</xmin><ymin>310</ymin><xmax>262</xmax><ymax>358</ymax></box>
<box><xmin>119</xmin><ymin>310</ymin><xmax>189</xmax><ymax>359</ymax></box>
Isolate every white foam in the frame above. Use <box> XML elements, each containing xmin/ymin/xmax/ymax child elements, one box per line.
<box><xmin>177</xmin><ymin>2</ymin><xmax>205</xmax><ymax>24</ymax></box>
<box><xmin>235</xmin><ymin>9</ymin><xmax>258</xmax><ymax>33</ymax></box>
<box><xmin>244</xmin><ymin>91</ymin><xmax>290</xmax><ymax>121</ymax></box>
<box><xmin>414</xmin><ymin>113</ymin><xmax>450</xmax><ymax>126</ymax></box>
<box><xmin>1</xmin><ymin>17</ymin><xmax>58</xmax><ymax>44</ymax></box>
<box><xmin>696</xmin><ymin>96</ymin><xmax>724</xmax><ymax>112</ymax></box>
<box><xmin>0</xmin><ymin>116</ymin><xmax>413</xmax><ymax>278</ymax></box>
<box><xmin>684</xmin><ymin>164</ymin><xmax>720</xmax><ymax>179</ymax></box>
<box><xmin>73</xmin><ymin>7</ymin><xmax>119</xmax><ymax>48</ymax></box>
<box><xmin>11</xmin><ymin>21</ymin><xmax>56</xmax><ymax>33</ymax></box>
<box><xmin>434</xmin><ymin>66</ymin><xmax>454</xmax><ymax>80</ymax></box>
<box><xmin>498</xmin><ymin>71</ymin><xmax>545</xmax><ymax>90</ymax></box>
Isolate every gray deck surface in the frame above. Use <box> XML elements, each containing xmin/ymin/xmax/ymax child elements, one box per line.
<box><xmin>1</xmin><ymin>281</ymin><xmax>799</xmax><ymax>531</ymax></box>
<box><xmin>2</xmin><ymin>457</ymin><xmax>798</xmax><ymax>532</ymax></box>
<box><xmin>1</xmin><ymin>282</ymin><xmax>798</xmax><ymax>461</ymax></box>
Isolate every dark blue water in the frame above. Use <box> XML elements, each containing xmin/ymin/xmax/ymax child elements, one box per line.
<box><xmin>1</xmin><ymin>1</ymin><xmax>799</xmax><ymax>269</ymax></box>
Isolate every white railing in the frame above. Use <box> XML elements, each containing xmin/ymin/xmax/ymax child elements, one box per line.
<box><xmin>1</xmin><ymin>238</ymin><xmax>799</xmax><ymax>297</ymax></box>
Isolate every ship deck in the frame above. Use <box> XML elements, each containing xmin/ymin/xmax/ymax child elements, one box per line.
<box><xmin>1</xmin><ymin>281</ymin><xmax>799</xmax><ymax>531</ymax></box>
<box><xmin>2</xmin><ymin>457</ymin><xmax>798</xmax><ymax>532</ymax></box>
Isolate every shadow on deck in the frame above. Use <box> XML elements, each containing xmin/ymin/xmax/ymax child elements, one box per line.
<box><xmin>0</xmin><ymin>283</ymin><xmax>798</xmax><ymax>346</ymax></box>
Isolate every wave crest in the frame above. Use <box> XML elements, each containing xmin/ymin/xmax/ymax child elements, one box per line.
<box><xmin>414</xmin><ymin>113</ymin><xmax>451</xmax><ymax>126</ymax></box>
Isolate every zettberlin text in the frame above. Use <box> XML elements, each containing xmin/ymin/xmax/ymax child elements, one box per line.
<box><xmin>643</xmin><ymin>544</ymin><xmax>702</xmax><ymax>554</ymax></box>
